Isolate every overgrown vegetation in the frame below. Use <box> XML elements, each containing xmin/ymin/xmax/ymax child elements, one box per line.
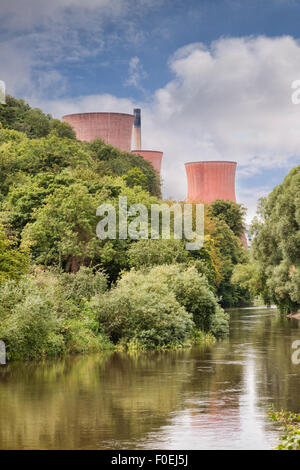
<box><xmin>233</xmin><ymin>166</ymin><xmax>300</xmax><ymax>314</ymax></box>
<box><xmin>269</xmin><ymin>408</ymin><xmax>300</xmax><ymax>450</ymax></box>
<box><xmin>0</xmin><ymin>96</ymin><xmax>251</xmax><ymax>360</ymax></box>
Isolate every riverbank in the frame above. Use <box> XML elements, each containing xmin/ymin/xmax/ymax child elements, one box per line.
<box><xmin>0</xmin><ymin>265</ymin><xmax>229</xmax><ymax>361</ymax></box>
<box><xmin>269</xmin><ymin>409</ymin><xmax>300</xmax><ymax>450</ymax></box>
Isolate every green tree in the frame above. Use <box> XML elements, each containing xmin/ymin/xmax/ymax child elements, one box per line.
<box><xmin>251</xmin><ymin>165</ymin><xmax>300</xmax><ymax>313</ymax></box>
<box><xmin>208</xmin><ymin>199</ymin><xmax>246</xmax><ymax>238</ymax></box>
<box><xmin>21</xmin><ymin>183</ymin><xmax>103</xmax><ymax>273</ymax></box>
<box><xmin>122</xmin><ymin>167</ymin><xmax>148</xmax><ymax>191</ymax></box>
<box><xmin>0</xmin><ymin>95</ymin><xmax>75</xmax><ymax>139</ymax></box>
<box><xmin>0</xmin><ymin>225</ymin><xmax>29</xmax><ymax>282</ymax></box>
<box><xmin>128</xmin><ymin>239</ymin><xmax>190</xmax><ymax>269</ymax></box>
<box><xmin>89</xmin><ymin>139</ymin><xmax>161</xmax><ymax>197</ymax></box>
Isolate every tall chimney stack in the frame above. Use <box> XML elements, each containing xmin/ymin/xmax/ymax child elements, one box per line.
<box><xmin>133</xmin><ymin>108</ymin><xmax>141</xmax><ymax>150</ymax></box>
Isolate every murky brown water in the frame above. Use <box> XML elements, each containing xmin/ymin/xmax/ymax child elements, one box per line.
<box><xmin>0</xmin><ymin>307</ymin><xmax>299</xmax><ymax>450</ymax></box>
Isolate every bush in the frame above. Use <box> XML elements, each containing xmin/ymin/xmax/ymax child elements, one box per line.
<box><xmin>59</xmin><ymin>266</ymin><xmax>108</xmax><ymax>302</ymax></box>
<box><xmin>90</xmin><ymin>269</ymin><xmax>194</xmax><ymax>348</ymax></box>
<box><xmin>0</xmin><ymin>286</ymin><xmax>62</xmax><ymax>360</ymax></box>
<box><xmin>120</xmin><ymin>264</ymin><xmax>227</xmax><ymax>333</ymax></box>
<box><xmin>128</xmin><ymin>239</ymin><xmax>190</xmax><ymax>269</ymax></box>
<box><xmin>210</xmin><ymin>308</ymin><xmax>230</xmax><ymax>338</ymax></box>
<box><xmin>0</xmin><ymin>269</ymin><xmax>112</xmax><ymax>360</ymax></box>
<box><xmin>90</xmin><ymin>264</ymin><xmax>228</xmax><ymax>348</ymax></box>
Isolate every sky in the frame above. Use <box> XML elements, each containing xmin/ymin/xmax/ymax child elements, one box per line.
<box><xmin>1</xmin><ymin>0</ymin><xmax>300</xmax><ymax>222</ymax></box>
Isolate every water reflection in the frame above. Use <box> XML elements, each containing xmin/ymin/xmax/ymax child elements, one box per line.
<box><xmin>0</xmin><ymin>308</ymin><xmax>299</xmax><ymax>449</ymax></box>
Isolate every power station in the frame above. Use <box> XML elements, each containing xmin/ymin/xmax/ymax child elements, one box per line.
<box><xmin>131</xmin><ymin>108</ymin><xmax>163</xmax><ymax>174</ymax></box>
<box><xmin>62</xmin><ymin>112</ymin><xmax>134</xmax><ymax>152</ymax></box>
<box><xmin>62</xmin><ymin>109</ymin><xmax>245</xmax><ymax>245</ymax></box>
<box><xmin>185</xmin><ymin>161</ymin><xmax>237</xmax><ymax>204</ymax></box>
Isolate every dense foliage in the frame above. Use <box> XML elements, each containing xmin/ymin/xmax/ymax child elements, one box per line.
<box><xmin>250</xmin><ymin>166</ymin><xmax>300</xmax><ymax>314</ymax></box>
<box><xmin>0</xmin><ymin>225</ymin><xmax>29</xmax><ymax>282</ymax></box>
<box><xmin>208</xmin><ymin>199</ymin><xmax>246</xmax><ymax>238</ymax></box>
<box><xmin>0</xmin><ymin>95</ymin><xmax>251</xmax><ymax>359</ymax></box>
<box><xmin>0</xmin><ymin>267</ymin><xmax>111</xmax><ymax>360</ymax></box>
<box><xmin>0</xmin><ymin>95</ymin><xmax>76</xmax><ymax>139</ymax></box>
<box><xmin>269</xmin><ymin>409</ymin><xmax>300</xmax><ymax>450</ymax></box>
<box><xmin>90</xmin><ymin>264</ymin><xmax>228</xmax><ymax>349</ymax></box>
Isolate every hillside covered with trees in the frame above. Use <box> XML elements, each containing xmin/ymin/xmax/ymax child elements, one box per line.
<box><xmin>0</xmin><ymin>96</ymin><xmax>250</xmax><ymax>360</ymax></box>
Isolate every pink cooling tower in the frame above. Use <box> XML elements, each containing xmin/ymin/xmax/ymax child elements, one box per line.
<box><xmin>62</xmin><ymin>112</ymin><xmax>134</xmax><ymax>152</ymax></box>
<box><xmin>131</xmin><ymin>150</ymin><xmax>163</xmax><ymax>174</ymax></box>
<box><xmin>185</xmin><ymin>161</ymin><xmax>237</xmax><ymax>203</ymax></box>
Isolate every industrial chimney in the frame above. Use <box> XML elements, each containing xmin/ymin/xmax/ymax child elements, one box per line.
<box><xmin>133</xmin><ymin>108</ymin><xmax>141</xmax><ymax>150</ymax></box>
<box><xmin>185</xmin><ymin>161</ymin><xmax>237</xmax><ymax>204</ymax></box>
<box><xmin>62</xmin><ymin>112</ymin><xmax>134</xmax><ymax>152</ymax></box>
<box><xmin>131</xmin><ymin>108</ymin><xmax>163</xmax><ymax>177</ymax></box>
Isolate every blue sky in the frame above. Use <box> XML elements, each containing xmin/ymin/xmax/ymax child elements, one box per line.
<box><xmin>1</xmin><ymin>0</ymin><xmax>300</xmax><ymax>221</ymax></box>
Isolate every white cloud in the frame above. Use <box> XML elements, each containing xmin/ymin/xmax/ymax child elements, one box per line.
<box><xmin>12</xmin><ymin>35</ymin><xmax>300</xmax><ymax>221</ymax></box>
<box><xmin>124</xmin><ymin>56</ymin><xmax>147</xmax><ymax>92</ymax></box>
<box><xmin>0</xmin><ymin>0</ymin><xmax>163</xmax><ymax>97</ymax></box>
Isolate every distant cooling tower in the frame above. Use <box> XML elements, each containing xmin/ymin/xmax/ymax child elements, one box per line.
<box><xmin>62</xmin><ymin>112</ymin><xmax>134</xmax><ymax>152</ymax></box>
<box><xmin>131</xmin><ymin>150</ymin><xmax>163</xmax><ymax>174</ymax></box>
<box><xmin>185</xmin><ymin>161</ymin><xmax>237</xmax><ymax>203</ymax></box>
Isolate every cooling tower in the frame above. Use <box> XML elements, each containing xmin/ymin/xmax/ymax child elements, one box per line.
<box><xmin>185</xmin><ymin>161</ymin><xmax>237</xmax><ymax>203</ymax></box>
<box><xmin>62</xmin><ymin>112</ymin><xmax>134</xmax><ymax>152</ymax></box>
<box><xmin>131</xmin><ymin>150</ymin><xmax>163</xmax><ymax>175</ymax></box>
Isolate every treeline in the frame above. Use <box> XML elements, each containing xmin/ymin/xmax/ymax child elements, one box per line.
<box><xmin>232</xmin><ymin>165</ymin><xmax>300</xmax><ymax>314</ymax></box>
<box><xmin>0</xmin><ymin>96</ymin><xmax>250</xmax><ymax>359</ymax></box>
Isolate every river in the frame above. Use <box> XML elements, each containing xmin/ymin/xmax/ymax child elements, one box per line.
<box><xmin>0</xmin><ymin>307</ymin><xmax>299</xmax><ymax>450</ymax></box>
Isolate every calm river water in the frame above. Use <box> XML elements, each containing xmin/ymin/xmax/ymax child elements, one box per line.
<box><xmin>0</xmin><ymin>307</ymin><xmax>300</xmax><ymax>450</ymax></box>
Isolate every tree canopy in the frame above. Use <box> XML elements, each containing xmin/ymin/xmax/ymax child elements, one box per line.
<box><xmin>251</xmin><ymin>165</ymin><xmax>300</xmax><ymax>313</ymax></box>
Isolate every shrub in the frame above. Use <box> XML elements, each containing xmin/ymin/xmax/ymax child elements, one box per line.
<box><xmin>0</xmin><ymin>269</ymin><xmax>111</xmax><ymax>360</ymax></box>
<box><xmin>119</xmin><ymin>264</ymin><xmax>227</xmax><ymax>333</ymax></box>
<box><xmin>90</xmin><ymin>271</ymin><xmax>194</xmax><ymax>348</ymax></box>
<box><xmin>90</xmin><ymin>264</ymin><xmax>228</xmax><ymax>348</ymax></box>
<box><xmin>59</xmin><ymin>266</ymin><xmax>108</xmax><ymax>302</ymax></box>
<box><xmin>0</xmin><ymin>291</ymin><xmax>62</xmax><ymax>360</ymax></box>
<box><xmin>128</xmin><ymin>239</ymin><xmax>190</xmax><ymax>269</ymax></box>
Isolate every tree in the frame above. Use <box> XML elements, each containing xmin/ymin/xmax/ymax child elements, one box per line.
<box><xmin>89</xmin><ymin>139</ymin><xmax>161</xmax><ymax>197</ymax></box>
<box><xmin>251</xmin><ymin>165</ymin><xmax>300</xmax><ymax>314</ymax></box>
<box><xmin>122</xmin><ymin>167</ymin><xmax>148</xmax><ymax>191</ymax></box>
<box><xmin>208</xmin><ymin>217</ymin><xmax>250</xmax><ymax>307</ymax></box>
<box><xmin>0</xmin><ymin>95</ymin><xmax>75</xmax><ymax>139</ymax></box>
<box><xmin>0</xmin><ymin>225</ymin><xmax>29</xmax><ymax>282</ymax></box>
<box><xmin>208</xmin><ymin>199</ymin><xmax>246</xmax><ymax>238</ymax></box>
<box><xmin>21</xmin><ymin>183</ymin><xmax>103</xmax><ymax>273</ymax></box>
<box><xmin>128</xmin><ymin>239</ymin><xmax>190</xmax><ymax>269</ymax></box>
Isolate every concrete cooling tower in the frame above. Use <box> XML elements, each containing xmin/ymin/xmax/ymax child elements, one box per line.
<box><xmin>62</xmin><ymin>112</ymin><xmax>134</xmax><ymax>152</ymax></box>
<box><xmin>185</xmin><ymin>160</ymin><xmax>247</xmax><ymax>248</ymax></box>
<box><xmin>185</xmin><ymin>161</ymin><xmax>237</xmax><ymax>204</ymax></box>
<box><xmin>131</xmin><ymin>150</ymin><xmax>163</xmax><ymax>174</ymax></box>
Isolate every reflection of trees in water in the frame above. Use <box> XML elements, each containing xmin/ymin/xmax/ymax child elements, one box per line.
<box><xmin>0</xmin><ymin>350</ymin><xmax>197</xmax><ymax>449</ymax></box>
<box><xmin>229</xmin><ymin>309</ymin><xmax>300</xmax><ymax>413</ymax></box>
<box><xmin>253</xmin><ymin>315</ymin><xmax>300</xmax><ymax>413</ymax></box>
<box><xmin>0</xmin><ymin>309</ymin><xmax>299</xmax><ymax>449</ymax></box>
